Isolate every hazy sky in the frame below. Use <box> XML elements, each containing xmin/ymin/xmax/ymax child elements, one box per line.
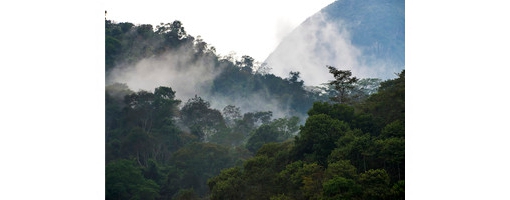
<box><xmin>104</xmin><ymin>0</ymin><xmax>335</xmax><ymax>62</ymax></box>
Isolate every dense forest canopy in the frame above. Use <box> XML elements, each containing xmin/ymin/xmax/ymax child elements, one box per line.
<box><xmin>105</xmin><ymin>19</ymin><xmax>404</xmax><ymax>200</ymax></box>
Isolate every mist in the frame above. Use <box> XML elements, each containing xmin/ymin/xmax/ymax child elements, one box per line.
<box><xmin>107</xmin><ymin>46</ymin><xmax>221</xmax><ymax>102</ymax></box>
<box><xmin>106</xmin><ymin>46</ymin><xmax>305</xmax><ymax>121</ymax></box>
<box><xmin>265</xmin><ymin>10</ymin><xmax>403</xmax><ymax>86</ymax></box>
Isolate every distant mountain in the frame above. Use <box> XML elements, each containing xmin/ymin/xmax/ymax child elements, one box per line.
<box><xmin>265</xmin><ymin>0</ymin><xmax>404</xmax><ymax>86</ymax></box>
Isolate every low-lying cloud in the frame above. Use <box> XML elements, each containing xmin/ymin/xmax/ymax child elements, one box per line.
<box><xmin>265</xmin><ymin>11</ymin><xmax>402</xmax><ymax>86</ymax></box>
<box><xmin>107</xmin><ymin>48</ymin><xmax>221</xmax><ymax>103</ymax></box>
<box><xmin>106</xmin><ymin>48</ymin><xmax>305</xmax><ymax>121</ymax></box>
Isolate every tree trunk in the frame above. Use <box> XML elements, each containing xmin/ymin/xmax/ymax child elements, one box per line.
<box><xmin>136</xmin><ymin>151</ymin><xmax>142</xmax><ymax>166</ymax></box>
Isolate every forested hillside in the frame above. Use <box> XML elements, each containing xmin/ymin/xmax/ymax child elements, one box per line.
<box><xmin>105</xmin><ymin>19</ymin><xmax>404</xmax><ymax>200</ymax></box>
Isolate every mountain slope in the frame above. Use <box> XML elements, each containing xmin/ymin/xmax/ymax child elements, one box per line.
<box><xmin>265</xmin><ymin>0</ymin><xmax>404</xmax><ymax>86</ymax></box>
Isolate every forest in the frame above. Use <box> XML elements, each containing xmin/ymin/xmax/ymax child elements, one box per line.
<box><xmin>105</xmin><ymin>19</ymin><xmax>404</xmax><ymax>200</ymax></box>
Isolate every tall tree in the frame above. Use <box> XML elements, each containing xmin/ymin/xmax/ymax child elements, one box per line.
<box><xmin>327</xmin><ymin>65</ymin><xmax>359</xmax><ymax>104</ymax></box>
<box><xmin>222</xmin><ymin>105</ymin><xmax>242</xmax><ymax>128</ymax></box>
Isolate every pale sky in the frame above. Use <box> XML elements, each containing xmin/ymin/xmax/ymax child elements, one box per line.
<box><xmin>104</xmin><ymin>0</ymin><xmax>336</xmax><ymax>62</ymax></box>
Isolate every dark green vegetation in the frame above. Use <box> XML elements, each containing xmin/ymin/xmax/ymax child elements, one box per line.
<box><xmin>106</xmin><ymin>19</ymin><xmax>404</xmax><ymax>199</ymax></box>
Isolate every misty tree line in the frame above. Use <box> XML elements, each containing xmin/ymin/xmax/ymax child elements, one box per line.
<box><xmin>105</xmin><ymin>19</ymin><xmax>404</xmax><ymax>199</ymax></box>
<box><xmin>106</xmin><ymin>82</ymin><xmax>301</xmax><ymax>199</ymax></box>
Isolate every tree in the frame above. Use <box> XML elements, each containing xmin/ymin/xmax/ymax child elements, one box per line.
<box><xmin>268</xmin><ymin>116</ymin><xmax>300</xmax><ymax>140</ymax></box>
<box><xmin>122</xmin><ymin>86</ymin><xmax>180</xmax><ymax>138</ymax></box>
<box><xmin>348</xmin><ymin>78</ymin><xmax>382</xmax><ymax>103</ymax></box>
<box><xmin>300</xmin><ymin>163</ymin><xmax>326</xmax><ymax>200</ymax></box>
<box><xmin>358</xmin><ymin>169</ymin><xmax>391</xmax><ymax>200</ymax></box>
<box><xmin>389</xmin><ymin>180</ymin><xmax>405</xmax><ymax>200</ymax></box>
<box><xmin>105</xmin><ymin>83</ymin><xmax>134</xmax><ymax>141</ymax></box>
<box><xmin>362</xmin><ymin>70</ymin><xmax>405</xmax><ymax>129</ymax></box>
<box><xmin>330</xmin><ymin>130</ymin><xmax>375</xmax><ymax>172</ymax></box>
<box><xmin>173</xmin><ymin>188</ymin><xmax>200</xmax><ymax>200</ymax></box>
<box><xmin>380</xmin><ymin>120</ymin><xmax>405</xmax><ymax>139</ymax></box>
<box><xmin>307</xmin><ymin>101</ymin><xmax>376</xmax><ymax>136</ymax></box>
<box><xmin>375</xmin><ymin>136</ymin><xmax>405</xmax><ymax>181</ymax></box>
<box><xmin>242</xmin><ymin>155</ymin><xmax>279</xmax><ymax>199</ymax></box>
<box><xmin>121</xmin><ymin>127</ymin><xmax>151</xmax><ymax>166</ymax></box>
<box><xmin>153</xmin><ymin>86</ymin><xmax>181</xmax><ymax>127</ymax></box>
<box><xmin>294</xmin><ymin>114</ymin><xmax>350</xmax><ymax>166</ymax></box>
<box><xmin>105</xmin><ymin>36</ymin><xmax>122</xmax><ymax>70</ymax></box>
<box><xmin>256</xmin><ymin>141</ymin><xmax>295</xmax><ymax>171</ymax></box>
<box><xmin>325</xmin><ymin>160</ymin><xmax>358</xmax><ymax>180</ymax></box>
<box><xmin>233</xmin><ymin>111</ymin><xmax>273</xmax><ymax>136</ymax></box>
<box><xmin>286</xmin><ymin>71</ymin><xmax>304</xmax><ymax>87</ymax></box>
<box><xmin>208</xmin><ymin>167</ymin><xmax>246</xmax><ymax>200</ymax></box>
<box><xmin>170</xmin><ymin>143</ymin><xmax>243</xmax><ymax>196</ymax></box>
<box><xmin>157</xmin><ymin>20</ymin><xmax>191</xmax><ymax>49</ymax></box>
<box><xmin>307</xmin><ymin>102</ymin><xmax>355</xmax><ymax>123</ymax></box>
<box><xmin>124</xmin><ymin>90</ymin><xmax>157</xmax><ymax>133</ymax></box>
<box><xmin>180</xmin><ymin>95</ymin><xmax>226</xmax><ymax>141</ymax></box>
<box><xmin>322</xmin><ymin>176</ymin><xmax>361</xmax><ymax>200</ymax></box>
<box><xmin>327</xmin><ymin>65</ymin><xmax>359</xmax><ymax>104</ymax></box>
<box><xmin>238</xmin><ymin>55</ymin><xmax>255</xmax><ymax>73</ymax></box>
<box><xmin>105</xmin><ymin>159</ymin><xmax>160</xmax><ymax>200</ymax></box>
<box><xmin>222</xmin><ymin>105</ymin><xmax>242</xmax><ymax>128</ymax></box>
<box><xmin>246</xmin><ymin>124</ymin><xmax>279</xmax><ymax>152</ymax></box>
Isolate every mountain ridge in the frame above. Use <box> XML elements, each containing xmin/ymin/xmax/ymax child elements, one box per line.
<box><xmin>265</xmin><ymin>0</ymin><xmax>404</xmax><ymax>86</ymax></box>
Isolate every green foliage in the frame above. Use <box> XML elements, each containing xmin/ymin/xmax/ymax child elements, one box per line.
<box><xmin>294</xmin><ymin>114</ymin><xmax>350</xmax><ymax>166</ymax></box>
<box><xmin>105</xmin><ymin>83</ymin><xmax>133</xmax><ymax>138</ymax></box>
<box><xmin>330</xmin><ymin>130</ymin><xmax>375</xmax><ymax>172</ymax></box>
<box><xmin>389</xmin><ymin>180</ymin><xmax>405</xmax><ymax>199</ymax></box>
<box><xmin>322</xmin><ymin>176</ymin><xmax>361</xmax><ymax>200</ymax></box>
<box><xmin>381</xmin><ymin>119</ymin><xmax>405</xmax><ymax>138</ymax></box>
<box><xmin>299</xmin><ymin>163</ymin><xmax>326</xmax><ymax>200</ymax></box>
<box><xmin>246</xmin><ymin>124</ymin><xmax>280</xmax><ymax>152</ymax></box>
<box><xmin>269</xmin><ymin>194</ymin><xmax>292</xmax><ymax>200</ymax></box>
<box><xmin>106</xmin><ymin>19</ymin><xmax>404</xmax><ymax>200</ymax></box>
<box><xmin>327</xmin><ymin>65</ymin><xmax>359</xmax><ymax>104</ymax></box>
<box><xmin>170</xmin><ymin>142</ymin><xmax>248</xmax><ymax>196</ymax></box>
<box><xmin>205</xmin><ymin>70</ymin><xmax>405</xmax><ymax>200</ymax></box>
<box><xmin>307</xmin><ymin>102</ymin><xmax>355</xmax><ymax>122</ymax></box>
<box><xmin>208</xmin><ymin>167</ymin><xmax>245</xmax><ymax>200</ymax></box>
<box><xmin>245</xmin><ymin>117</ymin><xmax>298</xmax><ymax>152</ymax></box>
<box><xmin>242</xmin><ymin>155</ymin><xmax>279</xmax><ymax>199</ymax></box>
<box><xmin>276</xmin><ymin>161</ymin><xmax>326</xmax><ymax>200</ymax></box>
<box><xmin>325</xmin><ymin>160</ymin><xmax>358</xmax><ymax>180</ymax></box>
<box><xmin>255</xmin><ymin>141</ymin><xmax>295</xmax><ymax>171</ymax></box>
<box><xmin>210</xmin><ymin>62</ymin><xmax>319</xmax><ymax>116</ymax></box>
<box><xmin>362</xmin><ymin>70</ymin><xmax>405</xmax><ymax>129</ymax></box>
<box><xmin>374</xmin><ymin>136</ymin><xmax>405</xmax><ymax>181</ymax></box>
<box><xmin>180</xmin><ymin>95</ymin><xmax>226</xmax><ymax>141</ymax></box>
<box><xmin>105</xmin><ymin>159</ymin><xmax>160</xmax><ymax>200</ymax></box>
<box><xmin>159</xmin><ymin>165</ymin><xmax>185</xmax><ymax>199</ymax></box>
<box><xmin>307</xmin><ymin>101</ymin><xmax>376</xmax><ymax>135</ymax></box>
<box><xmin>209</xmin><ymin>129</ymin><xmax>245</xmax><ymax>147</ymax></box>
<box><xmin>358</xmin><ymin>169</ymin><xmax>391</xmax><ymax>200</ymax></box>
<box><xmin>222</xmin><ymin>105</ymin><xmax>242</xmax><ymax>128</ymax></box>
<box><xmin>173</xmin><ymin>188</ymin><xmax>200</xmax><ymax>200</ymax></box>
<box><xmin>350</xmin><ymin>78</ymin><xmax>382</xmax><ymax>101</ymax></box>
<box><xmin>270</xmin><ymin>116</ymin><xmax>300</xmax><ymax>137</ymax></box>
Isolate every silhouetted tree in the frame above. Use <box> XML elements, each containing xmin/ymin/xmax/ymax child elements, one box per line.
<box><xmin>327</xmin><ymin>65</ymin><xmax>359</xmax><ymax>104</ymax></box>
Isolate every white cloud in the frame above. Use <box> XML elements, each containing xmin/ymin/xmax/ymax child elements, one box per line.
<box><xmin>107</xmin><ymin>49</ymin><xmax>221</xmax><ymax>102</ymax></box>
<box><xmin>265</xmin><ymin>12</ymin><xmax>364</xmax><ymax>86</ymax></box>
